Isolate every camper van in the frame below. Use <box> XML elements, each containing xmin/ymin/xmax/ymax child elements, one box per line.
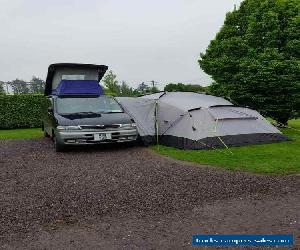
<box><xmin>42</xmin><ymin>63</ymin><xmax>138</xmax><ymax>151</ymax></box>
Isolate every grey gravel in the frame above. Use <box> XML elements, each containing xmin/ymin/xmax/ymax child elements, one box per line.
<box><xmin>0</xmin><ymin>138</ymin><xmax>299</xmax><ymax>249</ymax></box>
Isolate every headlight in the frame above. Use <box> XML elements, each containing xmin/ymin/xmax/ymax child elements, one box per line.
<box><xmin>57</xmin><ymin>125</ymin><xmax>81</xmax><ymax>131</ymax></box>
<box><xmin>119</xmin><ymin>123</ymin><xmax>137</xmax><ymax>128</ymax></box>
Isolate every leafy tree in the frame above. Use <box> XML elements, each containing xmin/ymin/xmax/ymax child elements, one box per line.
<box><xmin>103</xmin><ymin>88</ymin><xmax>117</xmax><ymax>96</ymax></box>
<box><xmin>164</xmin><ymin>83</ymin><xmax>206</xmax><ymax>93</ymax></box>
<box><xmin>120</xmin><ymin>81</ymin><xmax>135</xmax><ymax>96</ymax></box>
<box><xmin>9</xmin><ymin>79</ymin><xmax>30</xmax><ymax>94</ymax></box>
<box><xmin>30</xmin><ymin>76</ymin><xmax>45</xmax><ymax>94</ymax></box>
<box><xmin>136</xmin><ymin>82</ymin><xmax>150</xmax><ymax>94</ymax></box>
<box><xmin>102</xmin><ymin>71</ymin><xmax>159</xmax><ymax>96</ymax></box>
<box><xmin>132</xmin><ymin>88</ymin><xmax>141</xmax><ymax>96</ymax></box>
<box><xmin>102</xmin><ymin>71</ymin><xmax>121</xmax><ymax>96</ymax></box>
<box><xmin>164</xmin><ymin>83</ymin><xmax>185</xmax><ymax>92</ymax></box>
<box><xmin>148</xmin><ymin>86</ymin><xmax>160</xmax><ymax>94</ymax></box>
<box><xmin>0</xmin><ymin>81</ymin><xmax>5</xmax><ymax>94</ymax></box>
<box><xmin>199</xmin><ymin>0</ymin><xmax>300</xmax><ymax>125</ymax></box>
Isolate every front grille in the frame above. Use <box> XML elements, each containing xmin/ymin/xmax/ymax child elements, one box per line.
<box><xmin>79</xmin><ymin>124</ymin><xmax>121</xmax><ymax>130</ymax></box>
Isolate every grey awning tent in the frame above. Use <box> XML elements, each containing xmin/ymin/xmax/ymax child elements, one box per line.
<box><xmin>116</xmin><ymin>92</ymin><xmax>289</xmax><ymax>149</ymax></box>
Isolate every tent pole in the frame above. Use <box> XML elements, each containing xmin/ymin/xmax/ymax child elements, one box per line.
<box><xmin>214</xmin><ymin>119</ymin><xmax>233</xmax><ymax>154</ymax></box>
<box><xmin>155</xmin><ymin>100</ymin><xmax>159</xmax><ymax>150</ymax></box>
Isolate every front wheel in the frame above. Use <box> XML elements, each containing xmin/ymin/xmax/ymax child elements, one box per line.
<box><xmin>42</xmin><ymin>124</ymin><xmax>50</xmax><ymax>137</ymax></box>
<box><xmin>53</xmin><ymin>134</ymin><xmax>65</xmax><ymax>152</ymax></box>
<box><xmin>44</xmin><ymin>130</ymin><xmax>50</xmax><ymax>138</ymax></box>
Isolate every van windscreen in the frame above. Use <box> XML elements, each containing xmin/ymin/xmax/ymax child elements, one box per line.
<box><xmin>56</xmin><ymin>97</ymin><xmax>123</xmax><ymax>114</ymax></box>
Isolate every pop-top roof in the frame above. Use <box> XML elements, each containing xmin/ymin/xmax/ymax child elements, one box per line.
<box><xmin>52</xmin><ymin>80</ymin><xmax>104</xmax><ymax>97</ymax></box>
<box><xmin>45</xmin><ymin>63</ymin><xmax>108</xmax><ymax>96</ymax></box>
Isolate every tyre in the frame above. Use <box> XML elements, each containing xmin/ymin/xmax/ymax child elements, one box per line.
<box><xmin>53</xmin><ymin>134</ymin><xmax>65</xmax><ymax>152</ymax></box>
<box><xmin>42</xmin><ymin>125</ymin><xmax>50</xmax><ymax>137</ymax></box>
<box><xmin>44</xmin><ymin>131</ymin><xmax>50</xmax><ymax>138</ymax></box>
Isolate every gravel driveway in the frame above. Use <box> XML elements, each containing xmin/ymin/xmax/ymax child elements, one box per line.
<box><xmin>0</xmin><ymin>138</ymin><xmax>299</xmax><ymax>249</ymax></box>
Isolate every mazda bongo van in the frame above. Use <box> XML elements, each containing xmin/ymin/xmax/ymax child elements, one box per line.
<box><xmin>42</xmin><ymin>63</ymin><xmax>138</xmax><ymax>152</ymax></box>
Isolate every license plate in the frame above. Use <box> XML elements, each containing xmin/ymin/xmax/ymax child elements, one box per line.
<box><xmin>94</xmin><ymin>134</ymin><xmax>106</xmax><ymax>141</ymax></box>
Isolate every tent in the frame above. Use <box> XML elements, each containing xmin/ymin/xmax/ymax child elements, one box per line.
<box><xmin>116</xmin><ymin>92</ymin><xmax>289</xmax><ymax>149</ymax></box>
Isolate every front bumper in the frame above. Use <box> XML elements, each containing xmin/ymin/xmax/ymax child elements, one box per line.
<box><xmin>55</xmin><ymin>128</ymin><xmax>138</xmax><ymax>145</ymax></box>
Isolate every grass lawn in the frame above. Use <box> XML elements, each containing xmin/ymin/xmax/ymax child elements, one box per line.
<box><xmin>0</xmin><ymin>128</ymin><xmax>43</xmax><ymax>140</ymax></box>
<box><xmin>1</xmin><ymin>120</ymin><xmax>299</xmax><ymax>175</ymax></box>
<box><xmin>152</xmin><ymin>119</ymin><xmax>300</xmax><ymax>175</ymax></box>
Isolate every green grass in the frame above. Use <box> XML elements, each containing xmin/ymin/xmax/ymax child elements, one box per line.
<box><xmin>152</xmin><ymin>119</ymin><xmax>300</xmax><ymax>175</ymax></box>
<box><xmin>0</xmin><ymin>128</ymin><xmax>43</xmax><ymax>140</ymax></box>
<box><xmin>1</xmin><ymin>120</ymin><xmax>299</xmax><ymax>175</ymax></box>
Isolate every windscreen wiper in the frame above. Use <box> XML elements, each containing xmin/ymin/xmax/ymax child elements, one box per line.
<box><xmin>71</xmin><ymin>112</ymin><xmax>102</xmax><ymax>115</ymax></box>
<box><xmin>59</xmin><ymin>112</ymin><xmax>102</xmax><ymax>119</ymax></box>
<box><xmin>101</xmin><ymin>111</ymin><xmax>124</xmax><ymax>114</ymax></box>
<box><xmin>60</xmin><ymin>112</ymin><xmax>102</xmax><ymax>115</ymax></box>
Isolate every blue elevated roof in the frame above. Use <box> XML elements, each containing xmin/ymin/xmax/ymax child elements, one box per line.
<box><xmin>52</xmin><ymin>80</ymin><xmax>104</xmax><ymax>96</ymax></box>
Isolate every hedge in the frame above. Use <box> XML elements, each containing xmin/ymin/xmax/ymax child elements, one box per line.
<box><xmin>0</xmin><ymin>94</ymin><xmax>47</xmax><ymax>129</ymax></box>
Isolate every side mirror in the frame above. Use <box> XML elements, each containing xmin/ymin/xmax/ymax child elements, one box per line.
<box><xmin>47</xmin><ymin>107</ymin><xmax>54</xmax><ymax>113</ymax></box>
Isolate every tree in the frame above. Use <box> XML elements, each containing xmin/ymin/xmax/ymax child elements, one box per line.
<box><xmin>148</xmin><ymin>86</ymin><xmax>160</xmax><ymax>94</ymax></box>
<box><xmin>164</xmin><ymin>83</ymin><xmax>206</xmax><ymax>93</ymax></box>
<box><xmin>30</xmin><ymin>76</ymin><xmax>45</xmax><ymax>94</ymax></box>
<box><xmin>185</xmin><ymin>84</ymin><xmax>206</xmax><ymax>93</ymax></box>
<box><xmin>199</xmin><ymin>0</ymin><xmax>300</xmax><ymax>125</ymax></box>
<box><xmin>9</xmin><ymin>79</ymin><xmax>30</xmax><ymax>94</ymax></box>
<box><xmin>0</xmin><ymin>81</ymin><xmax>5</xmax><ymax>94</ymax></box>
<box><xmin>136</xmin><ymin>82</ymin><xmax>150</xmax><ymax>94</ymax></box>
<box><xmin>102</xmin><ymin>71</ymin><xmax>121</xmax><ymax>96</ymax></box>
<box><xmin>120</xmin><ymin>81</ymin><xmax>135</xmax><ymax>97</ymax></box>
<box><xmin>164</xmin><ymin>83</ymin><xmax>185</xmax><ymax>92</ymax></box>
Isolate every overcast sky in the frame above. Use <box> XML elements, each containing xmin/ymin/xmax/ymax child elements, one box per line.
<box><xmin>0</xmin><ymin>0</ymin><xmax>241</xmax><ymax>89</ymax></box>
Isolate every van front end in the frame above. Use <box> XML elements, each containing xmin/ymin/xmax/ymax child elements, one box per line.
<box><xmin>43</xmin><ymin>95</ymin><xmax>139</xmax><ymax>151</ymax></box>
<box><xmin>55</xmin><ymin>124</ymin><xmax>138</xmax><ymax>145</ymax></box>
